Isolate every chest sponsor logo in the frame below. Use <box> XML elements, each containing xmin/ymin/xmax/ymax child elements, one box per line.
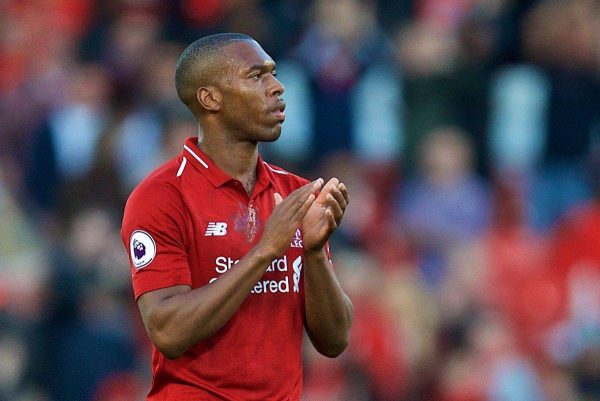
<box><xmin>205</xmin><ymin>222</ymin><xmax>228</xmax><ymax>236</ymax></box>
<box><xmin>209</xmin><ymin>255</ymin><xmax>303</xmax><ymax>294</ymax></box>
<box><xmin>129</xmin><ymin>230</ymin><xmax>156</xmax><ymax>269</ymax></box>
<box><xmin>290</xmin><ymin>228</ymin><xmax>303</xmax><ymax>248</ymax></box>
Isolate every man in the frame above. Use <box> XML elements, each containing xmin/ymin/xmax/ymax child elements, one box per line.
<box><xmin>121</xmin><ymin>33</ymin><xmax>353</xmax><ymax>401</ymax></box>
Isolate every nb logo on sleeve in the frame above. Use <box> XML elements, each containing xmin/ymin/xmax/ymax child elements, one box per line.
<box><xmin>205</xmin><ymin>222</ymin><xmax>228</xmax><ymax>236</ymax></box>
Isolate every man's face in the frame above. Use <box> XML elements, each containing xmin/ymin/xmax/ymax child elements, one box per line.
<box><xmin>217</xmin><ymin>40</ymin><xmax>286</xmax><ymax>143</ymax></box>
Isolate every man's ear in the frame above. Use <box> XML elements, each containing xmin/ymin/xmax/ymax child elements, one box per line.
<box><xmin>197</xmin><ymin>86</ymin><xmax>221</xmax><ymax>112</ymax></box>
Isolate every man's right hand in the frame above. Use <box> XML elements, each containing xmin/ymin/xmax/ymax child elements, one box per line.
<box><xmin>258</xmin><ymin>179</ymin><xmax>323</xmax><ymax>259</ymax></box>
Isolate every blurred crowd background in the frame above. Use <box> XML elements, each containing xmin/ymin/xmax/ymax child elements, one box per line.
<box><xmin>1</xmin><ymin>0</ymin><xmax>600</xmax><ymax>400</ymax></box>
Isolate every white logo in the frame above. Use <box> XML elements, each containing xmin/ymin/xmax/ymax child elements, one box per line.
<box><xmin>292</xmin><ymin>256</ymin><xmax>303</xmax><ymax>292</ymax></box>
<box><xmin>290</xmin><ymin>228</ymin><xmax>303</xmax><ymax>248</ymax></box>
<box><xmin>205</xmin><ymin>222</ymin><xmax>228</xmax><ymax>236</ymax></box>
<box><xmin>129</xmin><ymin>230</ymin><xmax>156</xmax><ymax>269</ymax></box>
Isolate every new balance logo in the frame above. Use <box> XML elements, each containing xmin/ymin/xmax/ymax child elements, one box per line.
<box><xmin>205</xmin><ymin>222</ymin><xmax>228</xmax><ymax>236</ymax></box>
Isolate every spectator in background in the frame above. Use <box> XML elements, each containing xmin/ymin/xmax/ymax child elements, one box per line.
<box><xmin>519</xmin><ymin>0</ymin><xmax>600</xmax><ymax>231</ymax></box>
<box><xmin>0</xmin><ymin>0</ymin><xmax>89</xmax><ymax>197</ymax></box>
<box><xmin>393</xmin><ymin>127</ymin><xmax>490</xmax><ymax>287</ymax></box>
<box><xmin>396</xmin><ymin>0</ymin><xmax>511</xmax><ymax>176</ymax></box>
<box><xmin>29</xmin><ymin>206</ymin><xmax>140</xmax><ymax>401</ymax></box>
<box><xmin>480</xmin><ymin>178</ymin><xmax>558</xmax><ymax>360</ymax></box>
<box><xmin>395</xmin><ymin>20</ymin><xmax>461</xmax><ymax>172</ymax></box>
<box><xmin>100</xmin><ymin>8</ymin><xmax>162</xmax><ymax>105</ymax></box>
<box><xmin>0</xmin><ymin>168</ymin><xmax>47</xmax><ymax>401</ymax></box>
<box><xmin>24</xmin><ymin>64</ymin><xmax>112</xmax><ymax>222</ymax></box>
<box><xmin>546</xmin><ymin>150</ymin><xmax>600</xmax><ymax>400</ymax></box>
<box><xmin>291</xmin><ymin>0</ymin><xmax>397</xmax><ymax>164</ymax></box>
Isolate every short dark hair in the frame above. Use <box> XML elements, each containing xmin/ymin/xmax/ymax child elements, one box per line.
<box><xmin>175</xmin><ymin>33</ymin><xmax>254</xmax><ymax>115</ymax></box>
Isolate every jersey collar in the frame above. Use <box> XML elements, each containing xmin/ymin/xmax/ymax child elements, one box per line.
<box><xmin>181</xmin><ymin>137</ymin><xmax>273</xmax><ymax>196</ymax></box>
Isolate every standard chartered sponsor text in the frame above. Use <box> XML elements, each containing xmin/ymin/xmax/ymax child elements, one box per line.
<box><xmin>209</xmin><ymin>255</ymin><xmax>301</xmax><ymax>293</ymax></box>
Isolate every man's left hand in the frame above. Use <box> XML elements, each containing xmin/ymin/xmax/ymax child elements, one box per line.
<box><xmin>302</xmin><ymin>178</ymin><xmax>349</xmax><ymax>252</ymax></box>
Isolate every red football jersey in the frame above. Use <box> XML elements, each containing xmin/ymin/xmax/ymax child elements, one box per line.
<box><xmin>121</xmin><ymin>137</ymin><xmax>313</xmax><ymax>401</ymax></box>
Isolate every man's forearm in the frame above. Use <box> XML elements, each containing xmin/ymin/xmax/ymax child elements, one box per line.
<box><xmin>139</xmin><ymin>245</ymin><xmax>274</xmax><ymax>358</ymax></box>
<box><xmin>303</xmin><ymin>248</ymin><xmax>353</xmax><ymax>357</ymax></box>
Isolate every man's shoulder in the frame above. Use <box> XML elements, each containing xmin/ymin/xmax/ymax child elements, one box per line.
<box><xmin>127</xmin><ymin>157</ymin><xmax>185</xmax><ymax>208</ymax></box>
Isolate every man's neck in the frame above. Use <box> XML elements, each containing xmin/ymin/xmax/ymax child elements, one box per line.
<box><xmin>197</xmin><ymin>136</ymin><xmax>259</xmax><ymax>195</ymax></box>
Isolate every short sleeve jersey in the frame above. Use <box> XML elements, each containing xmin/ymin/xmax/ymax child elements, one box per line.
<box><xmin>121</xmin><ymin>137</ymin><xmax>314</xmax><ymax>401</ymax></box>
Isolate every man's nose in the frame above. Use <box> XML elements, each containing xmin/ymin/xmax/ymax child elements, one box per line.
<box><xmin>268</xmin><ymin>75</ymin><xmax>284</xmax><ymax>97</ymax></box>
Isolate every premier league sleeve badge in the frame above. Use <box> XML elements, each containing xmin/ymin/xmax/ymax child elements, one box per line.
<box><xmin>129</xmin><ymin>230</ymin><xmax>157</xmax><ymax>269</ymax></box>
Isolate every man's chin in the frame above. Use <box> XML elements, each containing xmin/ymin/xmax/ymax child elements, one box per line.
<box><xmin>262</xmin><ymin>128</ymin><xmax>282</xmax><ymax>142</ymax></box>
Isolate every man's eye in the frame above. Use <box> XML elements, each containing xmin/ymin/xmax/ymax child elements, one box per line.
<box><xmin>251</xmin><ymin>73</ymin><xmax>262</xmax><ymax>80</ymax></box>
<box><xmin>272</xmin><ymin>71</ymin><xmax>277</xmax><ymax>77</ymax></box>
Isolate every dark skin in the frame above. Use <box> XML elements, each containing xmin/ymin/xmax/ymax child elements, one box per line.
<box><xmin>138</xmin><ymin>40</ymin><xmax>353</xmax><ymax>359</ymax></box>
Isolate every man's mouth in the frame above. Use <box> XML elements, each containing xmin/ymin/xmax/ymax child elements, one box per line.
<box><xmin>271</xmin><ymin>101</ymin><xmax>286</xmax><ymax>122</ymax></box>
